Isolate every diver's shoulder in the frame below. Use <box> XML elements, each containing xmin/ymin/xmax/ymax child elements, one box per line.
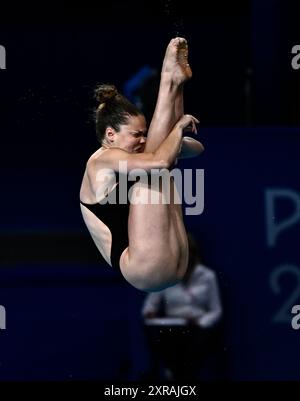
<box><xmin>87</xmin><ymin>147</ymin><xmax>108</xmax><ymax>169</ymax></box>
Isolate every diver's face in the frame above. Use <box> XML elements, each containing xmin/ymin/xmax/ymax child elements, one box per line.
<box><xmin>114</xmin><ymin>114</ymin><xmax>147</xmax><ymax>153</ymax></box>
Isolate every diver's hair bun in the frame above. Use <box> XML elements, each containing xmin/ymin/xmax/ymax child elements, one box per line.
<box><xmin>94</xmin><ymin>84</ymin><xmax>118</xmax><ymax>103</ymax></box>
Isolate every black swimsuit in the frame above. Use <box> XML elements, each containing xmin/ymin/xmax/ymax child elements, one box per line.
<box><xmin>80</xmin><ymin>173</ymin><xmax>136</xmax><ymax>270</ymax></box>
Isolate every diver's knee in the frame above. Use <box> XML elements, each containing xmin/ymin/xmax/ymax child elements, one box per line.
<box><xmin>120</xmin><ymin>256</ymin><xmax>180</xmax><ymax>292</ymax></box>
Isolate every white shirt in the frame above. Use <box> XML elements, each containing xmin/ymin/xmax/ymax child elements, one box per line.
<box><xmin>142</xmin><ymin>264</ymin><xmax>223</xmax><ymax>328</ymax></box>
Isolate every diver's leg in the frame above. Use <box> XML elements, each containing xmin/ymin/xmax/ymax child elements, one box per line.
<box><xmin>144</xmin><ymin>37</ymin><xmax>191</xmax><ymax>153</ymax></box>
<box><xmin>119</xmin><ymin>40</ymin><xmax>192</xmax><ymax>291</ymax></box>
<box><xmin>119</xmin><ymin>176</ymin><xmax>188</xmax><ymax>292</ymax></box>
<box><xmin>175</xmin><ymin>83</ymin><xmax>184</xmax><ymax>121</ymax></box>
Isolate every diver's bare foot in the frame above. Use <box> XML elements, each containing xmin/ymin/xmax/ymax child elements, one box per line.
<box><xmin>162</xmin><ymin>37</ymin><xmax>192</xmax><ymax>84</ymax></box>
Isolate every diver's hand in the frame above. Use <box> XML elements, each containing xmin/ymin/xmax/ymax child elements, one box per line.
<box><xmin>176</xmin><ymin>114</ymin><xmax>200</xmax><ymax>134</ymax></box>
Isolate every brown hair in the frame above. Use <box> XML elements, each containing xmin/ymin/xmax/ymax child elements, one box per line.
<box><xmin>94</xmin><ymin>84</ymin><xmax>143</xmax><ymax>144</ymax></box>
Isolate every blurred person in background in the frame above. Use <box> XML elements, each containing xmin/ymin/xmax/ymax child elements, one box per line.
<box><xmin>142</xmin><ymin>232</ymin><xmax>224</xmax><ymax>380</ymax></box>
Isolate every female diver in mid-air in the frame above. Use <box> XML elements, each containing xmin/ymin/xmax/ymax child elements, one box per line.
<box><xmin>79</xmin><ymin>37</ymin><xmax>204</xmax><ymax>292</ymax></box>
